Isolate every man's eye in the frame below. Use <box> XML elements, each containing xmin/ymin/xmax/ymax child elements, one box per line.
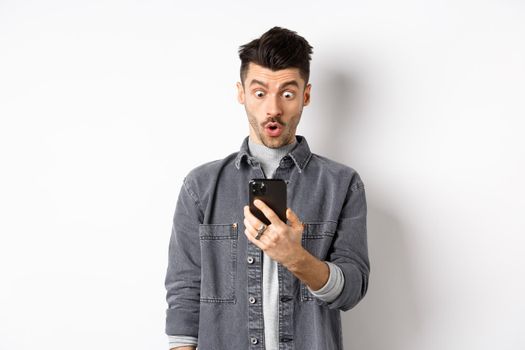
<box><xmin>282</xmin><ymin>91</ymin><xmax>295</xmax><ymax>99</ymax></box>
<box><xmin>254</xmin><ymin>90</ymin><xmax>265</xmax><ymax>98</ymax></box>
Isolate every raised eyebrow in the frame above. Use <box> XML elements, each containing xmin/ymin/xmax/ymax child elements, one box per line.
<box><xmin>280</xmin><ymin>80</ymin><xmax>300</xmax><ymax>89</ymax></box>
<box><xmin>249</xmin><ymin>79</ymin><xmax>268</xmax><ymax>88</ymax></box>
<box><xmin>248</xmin><ymin>79</ymin><xmax>300</xmax><ymax>89</ymax></box>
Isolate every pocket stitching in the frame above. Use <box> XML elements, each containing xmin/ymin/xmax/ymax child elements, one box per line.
<box><xmin>199</xmin><ymin>223</ymin><xmax>238</xmax><ymax>303</ymax></box>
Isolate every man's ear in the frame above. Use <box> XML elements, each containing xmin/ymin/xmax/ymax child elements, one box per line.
<box><xmin>236</xmin><ymin>82</ymin><xmax>245</xmax><ymax>104</ymax></box>
<box><xmin>303</xmin><ymin>83</ymin><xmax>311</xmax><ymax>106</ymax></box>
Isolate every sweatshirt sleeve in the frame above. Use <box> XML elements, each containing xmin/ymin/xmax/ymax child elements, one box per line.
<box><xmin>168</xmin><ymin>335</ymin><xmax>198</xmax><ymax>349</ymax></box>
<box><xmin>308</xmin><ymin>261</ymin><xmax>345</xmax><ymax>303</ymax></box>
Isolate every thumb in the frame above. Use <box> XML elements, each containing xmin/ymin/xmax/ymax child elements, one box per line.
<box><xmin>286</xmin><ymin>208</ymin><xmax>303</xmax><ymax>230</ymax></box>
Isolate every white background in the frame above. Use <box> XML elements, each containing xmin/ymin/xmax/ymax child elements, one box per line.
<box><xmin>1</xmin><ymin>1</ymin><xmax>524</xmax><ymax>349</ymax></box>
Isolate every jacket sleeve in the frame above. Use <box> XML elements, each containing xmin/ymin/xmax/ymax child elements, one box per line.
<box><xmin>326</xmin><ymin>172</ymin><xmax>370</xmax><ymax>311</ymax></box>
<box><xmin>165</xmin><ymin>177</ymin><xmax>203</xmax><ymax>337</ymax></box>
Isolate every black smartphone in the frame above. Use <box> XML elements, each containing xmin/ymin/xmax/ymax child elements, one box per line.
<box><xmin>249</xmin><ymin>179</ymin><xmax>287</xmax><ymax>225</ymax></box>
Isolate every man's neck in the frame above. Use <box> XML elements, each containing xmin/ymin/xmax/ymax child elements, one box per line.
<box><xmin>248</xmin><ymin>137</ymin><xmax>297</xmax><ymax>178</ymax></box>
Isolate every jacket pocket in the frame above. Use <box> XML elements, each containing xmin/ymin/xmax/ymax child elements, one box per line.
<box><xmin>199</xmin><ymin>223</ymin><xmax>238</xmax><ymax>303</ymax></box>
<box><xmin>300</xmin><ymin>221</ymin><xmax>337</xmax><ymax>302</ymax></box>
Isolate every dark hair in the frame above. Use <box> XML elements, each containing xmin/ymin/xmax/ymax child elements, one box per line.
<box><xmin>238</xmin><ymin>26</ymin><xmax>313</xmax><ymax>86</ymax></box>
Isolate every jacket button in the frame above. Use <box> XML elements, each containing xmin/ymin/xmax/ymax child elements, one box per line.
<box><xmin>247</xmin><ymin>257</ymin><xmax>254</xmax><ymax>264</ymax></box>
<box><xmin>250</xmin><ymin>337</ymin><xmax>258</xmax><ymax>344</ymax></box>
<box><xmin>249</xmin><ymin>296</ymin><xmax>256</xmax><ymax>304</ymax></box>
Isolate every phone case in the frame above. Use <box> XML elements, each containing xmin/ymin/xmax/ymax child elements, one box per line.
<box><xmin>249</xmin><ymin>179</ymin><xmax>287</xmax><ymax>225</ymax></box>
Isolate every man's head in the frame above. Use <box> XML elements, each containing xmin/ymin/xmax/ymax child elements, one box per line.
<box><xmin>237</xmin><ymin>27</ymin><xmax>313</xmax><ymax>148</ymax></box>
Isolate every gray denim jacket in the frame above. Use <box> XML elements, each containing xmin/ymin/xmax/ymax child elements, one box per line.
<box><xmin>165</xmin><ymin>135</ymin><xmax>370</xmax><ymax>350</ymax></box>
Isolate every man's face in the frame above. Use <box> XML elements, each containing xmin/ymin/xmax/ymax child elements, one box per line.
<box><xmin>237</xmin><ymin>63</ymin><xmax>311</xmax><ymax>148</ymax></box>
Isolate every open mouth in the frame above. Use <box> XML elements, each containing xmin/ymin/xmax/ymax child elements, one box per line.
<box><xmin>264</xmin><ymin>122</ymin><xmax>283</xmax><ymax>137</ymax></box>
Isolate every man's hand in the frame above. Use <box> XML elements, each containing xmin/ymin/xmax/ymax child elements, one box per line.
<box><xmin>243</xmin><ymin>200</ymin><xmax>330</xmax><ymax>290</ymax></box>
<box><xmin>244</xmin><ymin>199</ymin><xmax>304</xmax><ymax>268</ymax></box>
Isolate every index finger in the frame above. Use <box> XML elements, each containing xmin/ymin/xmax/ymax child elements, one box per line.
<box><xmin>253</xmin><ymin>199</ymin><xmax>283</xmax><ymax>226</ymax></box>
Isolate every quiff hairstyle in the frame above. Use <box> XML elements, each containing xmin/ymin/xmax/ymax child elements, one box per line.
<box><xmin>238</xmin><ymin>27</ymin><xmax>313</xmax><ymax>86</ymax></box>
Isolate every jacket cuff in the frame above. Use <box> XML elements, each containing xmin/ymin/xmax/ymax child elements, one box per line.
<box><xmin>325</xmin><ymin>261</ymin><xmax>369</xmax><ymax>311</ymax></box>
<box><xmin>166</xmin><ymin>307</ymin><xmax>200</xmax><ymax>338</ymax></box>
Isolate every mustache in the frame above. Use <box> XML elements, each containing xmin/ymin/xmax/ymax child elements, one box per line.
<box><xmin>262</xmin><ymin>117</ymin><xmax>286</xmax><ymax>127</ymax></box>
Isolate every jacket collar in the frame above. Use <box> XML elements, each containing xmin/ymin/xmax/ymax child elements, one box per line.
<box><xmin>234</xmin><ymin>135</ymin><xmax>312</xmax><ymax>173</ymax></box>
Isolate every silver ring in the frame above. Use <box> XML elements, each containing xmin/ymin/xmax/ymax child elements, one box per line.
<box><xmin>255</xmin><ymin>223</ymin><xmax>267</xmax><ymax>240</ymax></box>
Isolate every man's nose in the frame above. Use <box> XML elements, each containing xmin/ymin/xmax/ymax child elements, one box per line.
<box><xmin>265</xmin><ymin>94</ymin><xmax>282</xmax><ymax>117</ymax></box>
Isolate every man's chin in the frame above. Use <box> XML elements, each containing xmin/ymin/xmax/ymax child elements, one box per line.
<box><xmin>256</xmin><ymin>129</ymin><xmax>294</xmax><ymax>148</ymax></box>
<box><xmin>262</xmin><ymin>137</ymin><xmax>287</xmax><ymax>149</ymax></box>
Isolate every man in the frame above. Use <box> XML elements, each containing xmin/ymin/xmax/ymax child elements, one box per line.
<box><xmin>165</xmin><ymin>27</ymin><xmax>369</xmax><ymax>350</ymax></box>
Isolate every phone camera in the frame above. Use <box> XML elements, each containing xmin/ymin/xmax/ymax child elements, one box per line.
<box><xmin>251</xmin><ymin>181</ymin><xmax>266</xmax><ymax>195</ymax></box>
